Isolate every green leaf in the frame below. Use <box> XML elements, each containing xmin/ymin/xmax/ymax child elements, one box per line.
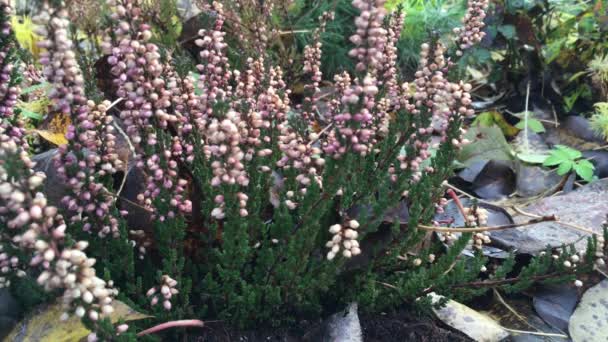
<box><xmin>574</xmin><ymin>162</ymin><xmax>594</xmax><ymax>182</ymax></box>
<box><xmin>543</xmin><ymin>152</ymin><xmax>568</xmax><ymax>166</ymax></box>
<box><xmin>577</xmin><ymin>159</ymin><xmax>595</xmax><ymax>170</ymax></box>
<box><xmin>555</xmin><ymin>145</ymin><xmax>582</xmax><ymax>160</ymax></box>
<box><xmin>473</xmin><ymin>112</ymin><xmax>496</xmax><ymax>127</ymax></box>
<box><xmin>517</xmin><ymin>152</ymin><xmax>548</xmax><ymax>164</ymax></box>
<box><xmin>498</xmin><ymin>25</ymin><xmax>516</xmax><ymax>39</ymax></box>
<box><xmin>515</xmin><ymin>118</ymin><xmax>545</xmax><ymax>133</ymax></box>
<box><xmin>557</xmin><ymin>160</ymin><xmax>574</xmax><ymax>175</ymax></box>
<box><xmin>458</xmin><ymin>125</ymin><xmax>514</xmax><ymax>167</ymax></box>
<box><xmin>19</xmin><ymin>109</ymin><xmax>42</xmax><ymax>120</ymax></box>
<box><xmin>21</xmin><ymin>82</ymin><xmax>49</xmax><ymax>95</ymax></box>
<box><xmin>527</xmin><ymin>119</ymin><xmax>545</xmax><ymax>133</ymax></box>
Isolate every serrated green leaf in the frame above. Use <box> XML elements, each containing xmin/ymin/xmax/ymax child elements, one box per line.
<box><xmin>517</xmin><ymin>152</ymin><xmax>548</xmax><ymax>164</ymax></box>
<box><xmin>574</xmin><ymin>163</ymin><xmax>594</xmax><ymax>182</ymax></box>
<box><xmin>557</xmin><ymin>160</ymin><xmax>574</xmax><ymax>175</ymax></box>
<box><xmin>543</xmin><ymin>154</ymin><xmax>566</xmax><ymax>166</ymax></box>
<box><xmin>555</xmin><ymin>145</ymin><xmax>582</xmax><ymax>160</ymax></box>
<box><xmin>577</xmin><ymin>159</ymin><xmax>595</xmax><ymax>170</ymax></box>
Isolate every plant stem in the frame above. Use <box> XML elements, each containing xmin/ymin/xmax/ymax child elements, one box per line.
<box><xmin>524</xmin><ymin>81</ymin><xmax>531</xmax><ymax>153</ymax></box>
<box><xmin>137</xmin><ymin>319</ymin><xmax>205</xmax><ymax>337</ymax></box>
<box><xmin>418</xmin><ymin>215</ymin><xmax>557</xmax><ymax>232</ymax></box>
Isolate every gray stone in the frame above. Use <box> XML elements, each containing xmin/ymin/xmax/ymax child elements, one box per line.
<box><xmin>324</xmin><ymin>303</ymin><xmax>362</xmax><ymax>342</ymax></box>
<box><xmin>0</xmin><ymin>289</ymin><xmax>21</xmax><ymax>340</ymax></box>
<box><xmin>492</xmin><ymin>179</ymin><xmax>608</xmax><ymax>254</ymax></box>
<box><xmin>533</xmin><ymin>285</ymin><xmax>578</xmax><ymax>332</ymax></box>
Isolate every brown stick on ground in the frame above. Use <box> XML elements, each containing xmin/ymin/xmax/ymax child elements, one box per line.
<box><xmin>418</xmin><ymin>215</ymin><xmax>557</xmax><ymax>233</ymax></box>
<box><xmin>137</xmin><ymin>319</ymin><xmax>205</xmax><ymax>337</ymax></box>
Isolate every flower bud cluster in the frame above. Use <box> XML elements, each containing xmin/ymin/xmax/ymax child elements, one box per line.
<box><xmin>463</xmin><ymin>206</ymin><xmax>488</xmax><ymax>227</ymax></box>
<box><xmin>268</xmin><ymin>63</ymin><xmax>324</xmax><ymax>190</ymax></box>
<box><xmin>595</xmin><ymin>226</ymin><xmax>605</xmax><ymax>266</ymax></box>
<box><xmin>381</xmin><ymin>10</ymin><xmax>406</xmax><ymax>108</ymax></box>
<box><xmin>35</xmin><ymin>5</ymin><xmax>123</xmax><ymax>238</ymax></box>
<box><xmin>35</xmin><ymin>5</ymin><xmax>85</xmax><ymax>116</ymax></box>
<box><xmin>348</xmin><ymin>0</ymin><xmax>388</xmax><ymax>72</ymax></box>
<box><xmin>403</xmin><ymin>42</ymin><xmax>475</xmax><ymax>173</ymax></box>
<box><xmin>104</xmin><ymin>0</ymin><xmax>191</xmax><ymax>218</ymax></box>
<box><xmin>322</xmin><ymin>71</ymin><xmax>379</xmax><ymax>158</ymax></box>
<box><xmin>438</xmin><ymin>231</ymin><xmax>458</xmax><ymax>244</ymax></box>
<box><xmin>194</xmin><ymin>2</ymin><xmax>232</xmax><ymax>115</ymax></box>
<box><xmin>166</xmin><ymin>71</ymin><xmax>199</xmax><ymax>164</ymax></box>
<box><xmin>301</xmin><ymin>12</ymin><xmax>334</xmax><ymax>121</ymax></box>
<box><xmin>54</xmin><ymin>105</ymin><xmax>122</xmax><ymax>238</ymax></box>
<box><xmin>205</xmin><ymin>112</ymin><xmax>249</xmax><ymax>183</ymax></box>
<box><xmin>472</xmin><ymin>232</ymin><xmax>491</xmax><ymax>249</ymax></box>
<box><xmin>454</xmin><ymin>0</ymin><xmax>489</xmax><ymax>54</ymax></box>
<box><xmin>0</xmin><ymin>1</ymin><xmax>25</xmax><ymax>148</ymax></box>
<box><xmin>325</xmin><ymin>219</ymin><xmax>362</xmax><ymax>260</ymax></box>
<box><xmin>0</xmin><ymin>130</ymin><xmax>115</xmax><ymax>320</ymax></box>
<box><xmin>146</xmin><ymin>274</ymin><xmax>178</xmax><ymax>311</ymax></box>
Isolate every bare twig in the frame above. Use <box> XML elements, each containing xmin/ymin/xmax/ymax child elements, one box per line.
<box><xmin>500</xmin><ymin>327</ymin><xmax>568</xmax><ymax>338</ymax></box>
<box><xmin>523</xmin><ymin>81</ymin><xmax>531</xmax><ymax>153</ymax></box>
<box><xmin>137</xmin><ymin>319</ymin><xmax>205</xmax><ymax>337</ymax></box>
<box><xmin>595</xmin><ymin>265</ymin><xmax>608</xmax><ymax>279</ymax></box>
<box><xmin>512</xmin><ymin>206</ymin><xmax>597</xmax><ymax>235</ymax></box>
<box><xmin>431</xmin><ymin>272</ymin><xmax>565</xmax><ymax>292</ymax></box>
<box><xmin>109</xmin><ymin>101</ymin><xmax>135</xmax><ymax>199</ymax></box>
<box><xmin>445</xmin><ymin>183</ymin><xmax>496</xmax><ymax>206</ymax></box>
<box><xmin>106</xmin><ymin>97</ymin><xmax>124</xmax><ymax>112</ymax></box>
<box><xmin>418</xmin><ymin>215</ymin><xmax>557</xmax><ymax>233</ymax></box>
<box><xmin>493</xmin><ymin>289</ymin><xmax>555</xmax><ymax>336</ymax></box>
<box><xmin>551</xmin><ymin>105</ymin><xmax>559</xmax><ymax>128</ymax></box>
<box><xmin>101</xmin><ymin>188</ymin><xmax>154</xmax><ymax>213</ymax></box>
<box><xmin>279</xmin><ymin>29</ymin><xmax>311</xmax><ymax>35</ymax></box>
<box><xmin>306</xmin><ymin>123</ymin><xmax>333</xmax><ymax>147</ymax></box>
<box><xmin>446</xmin><ymin>188</ymin><xmax>468</xmax><ymax>221</ymax></box>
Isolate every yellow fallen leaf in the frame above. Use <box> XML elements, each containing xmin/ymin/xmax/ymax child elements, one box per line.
<box><xmin>35</xmin><ymin>129</ymin><xmax>68</xmax><ymax>146</ymax></box>
<box><xmin>7</xmin><ymin>300</ymin><xmax>152</xmax><ymax>342</ymax></box>
<box><xmin>10</xmin><ymin>15</ymin><xmax>42</xmax><ymax>59</ymax></box>
<box><xmin>34</xmin><ymin>113</ymin><xmax>72</xmax><ymax>146</ymax></box>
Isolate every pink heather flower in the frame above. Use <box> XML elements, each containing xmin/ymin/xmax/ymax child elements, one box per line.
<box><xmin>0</xmin><ymin>1</ymin><xmax>26</xmax><ymax>150</ymax></box>
<box><xmin>104</xmin><ymin>0</ymin><xmax>189</xmax><ymax>217</ymax></box>
<box><xmin>0</xmin><ymin>128</ymin><xmax>116</xmax><ymax>319</ymax></box>
<box><xmin>34</xmin><ymin>4</ymin><xmax>122</xmax><ymax>238</ymax></box>
<box><xmin>147</xmin><ymin>274</ymin><xmax>178</xmax><ymax>311</ymax></box>
<box><xmin>454</xmin><ymin>0</ymin><xmax>489</xmax><ymax>55</ymax></box>
<box><xmin>349</xmin><ymin>0</ymin><xmax>388</xmax><ymax>72</ymax></box>
<box><xmin>301</xmin><ymin>11</ymin><xmax>334</xmax><ymax>122</ymax></box>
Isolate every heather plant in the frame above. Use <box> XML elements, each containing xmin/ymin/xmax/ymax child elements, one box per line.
<box><xmin>2</xmin><ymin>0</ymin><xmax>607</xmax><ymax>339</ymax></box>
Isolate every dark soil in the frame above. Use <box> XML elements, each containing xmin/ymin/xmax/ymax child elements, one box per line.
<box><xmin>359</xmin><ymin>310</ymin><xmax>472</xmax><ymax>342</ymax></box>
<box><xmin>192</xmin><ymin>309</ymin><xmax>472</xmax><ymax>342</ymax></box>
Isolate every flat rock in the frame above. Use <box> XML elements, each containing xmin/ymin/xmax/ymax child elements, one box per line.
<box><xmin>324</xmin><ymin>303</ymin><xmax>362</xmax><ymax>342</ymax></box>
<box><xmin>532</xmin><ymin>284</ymin><xmax>578</xmax><ymax>332</ymax></box>
<box><xmin>491</xmin><ymin>179</ymin><xmax>608</xmax><ymax>254</ymax></box>
<box><xmin>569</xmin><ymin>280</ymin><xmax>608</xmax><ymax>342</ymax></box>
<box><xmin>0</xmin><ymin>289</ymin><xmax>21</xmax><ymax>340</ymax></box>
<box><xmin>516</xmin><ymin>163</ymin><xmax>562</xmax><ymax>197</ymax></box>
